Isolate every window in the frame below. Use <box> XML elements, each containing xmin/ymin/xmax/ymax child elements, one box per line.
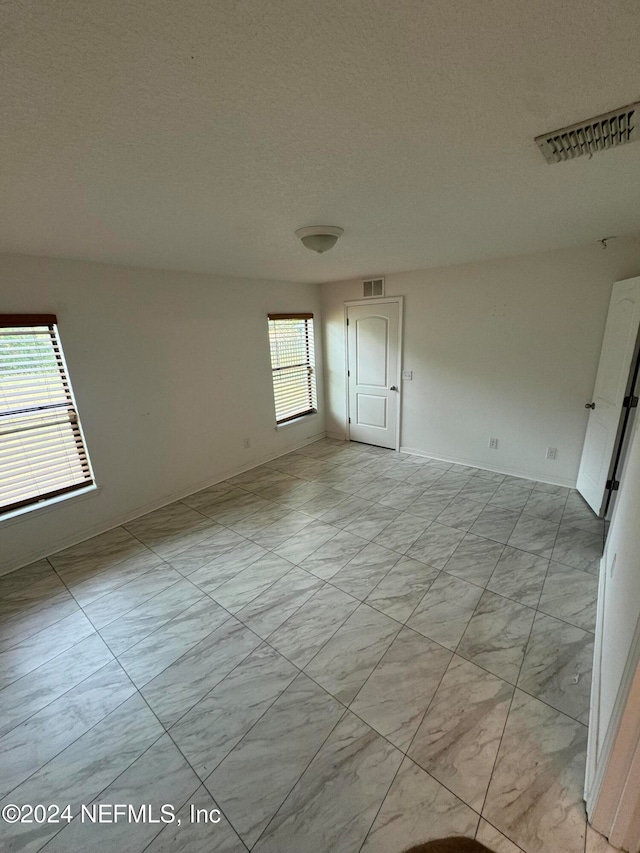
<box><xmin>268</xmin><ymin>313</ymin><xmax>317</xmax><ymax>424</ymax></box>
<box><xmin>0</xmin><ymin>315</ymin><xmax>94</xmax><ymax>514</ymax></box>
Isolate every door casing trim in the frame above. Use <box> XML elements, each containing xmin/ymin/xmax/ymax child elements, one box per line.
<box><xmin>343</xmin><ymin>296</ymin><xmax>404</xmax><ymax>452</ymax></box>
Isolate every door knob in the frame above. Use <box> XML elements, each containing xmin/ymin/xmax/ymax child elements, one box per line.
<box><xmin>585</xmin><ymin>402</ymin><xmax>595</xmax><ymax>409</ymax></box>
<box><xmin>390</xmin><ymin>386</ymin><xmax>398</xmax><ymax>391</ymax></box>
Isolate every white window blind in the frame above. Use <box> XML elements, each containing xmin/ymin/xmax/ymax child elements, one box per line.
<box><xmin>268</xmin><ymin>314</ymin><xmax>317</xmax><ymax>424</ymax></box>
<box><xmin>0</xmin><ymin>315</ymin><xmax>94</xmax><ymax>514</ymax></box>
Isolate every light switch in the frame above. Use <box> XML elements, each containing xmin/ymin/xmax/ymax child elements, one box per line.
<box><xmin>403</xmin><ymin>370</ymin><xmax>413</xmax><ymax>380</ymax></box>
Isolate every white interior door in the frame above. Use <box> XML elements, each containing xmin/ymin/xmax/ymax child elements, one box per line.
<box><xmin>585</xmin><ymin>413</ymin><xmax>640</xmax><ymax>849</ymax></box>
<box><xmin>577</xmin><ymin>277</ymin><xmax>640</xmax><ymax>514</ymax></box>
<box><xmin>347</xmin><ymin>300</ymin><xmax>401</xmax><ymax>449</ymax></box>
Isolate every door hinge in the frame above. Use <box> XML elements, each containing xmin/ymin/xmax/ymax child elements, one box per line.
<box><xmin>606</xmin><ymin>479</ymin><xmax>620</xmax><ymax>491</ymax></box>
<box><xmin>623</xmin><ymin>395</ymin><xmax>639</xmax><ymax>409</ymax></box>
<box><xmin>346</xmin><ymin>318</ymin><xmax>349</xmax><ymax>326</ymax></box>
<box><xmin>347</xmin><ymin>370</ymin><xmax>350</xmax><ymax>377</ymax></box>
<box><xmin>348</xmin><ymin>417</ymin><xmax>351</xmax><ymax>424</ymax></box>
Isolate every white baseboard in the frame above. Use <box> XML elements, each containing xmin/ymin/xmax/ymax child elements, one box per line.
<box><xmin>326</xmin><ymin>431</ymin><xmax>347</xmax><ymax>441</ymax></box>
<box><xmin>0</xmin><ymin>431</ymin><xmax>327</xmax><ymax>577</ymax></box>
<box><xmin>399</xmin><ymin>445</ymin><xmax>577</xmax><ymax>489</ymax></box>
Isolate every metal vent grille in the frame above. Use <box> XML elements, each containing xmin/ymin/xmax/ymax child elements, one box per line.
<box><xmin>535</xmin><ymin>103</ymin><xmax>639</xmax><ymax>164</ymax></box>
<box><xmin>363</xmin><ymin>277</ymin><xmax>384</xmax><ymax>297</ymax></box>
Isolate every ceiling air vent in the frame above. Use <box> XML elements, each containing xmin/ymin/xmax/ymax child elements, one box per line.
<box><xmin>363</xmin><ymin>277</ymin><xmax>384</xmax><ymax>297</ymax></box>
<box><xmin>535</xmin><ymin>103</ymin><xmax>639</xmax><ymax>164</ymax></box>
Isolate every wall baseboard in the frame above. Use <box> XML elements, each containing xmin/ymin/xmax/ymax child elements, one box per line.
<box><xmin>399</xmin><ymin>445</ymin><xmax>577</xmax><ymax>489</ymax></box>
<box><xmin>326</xmin><ymin>431</ymin><xmax>347</xmax><ymax>441</ymax></box>
<box><xmin>0</xmin><ymin>431</ymin><xmax>327</xmax><ymax>578</ymax></box>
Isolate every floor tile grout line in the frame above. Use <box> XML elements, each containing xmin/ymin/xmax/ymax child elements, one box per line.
<box><xmin>355</xmin><ymin>645</ymin><xmax>483</xmax><ymax>853</ymax></box>
<box><xmin>416</xmin><ymin>640</ymin><xmax>589</xmax><ymax>729</ymax></box>
<box><xmin>1</xmin><ymin>629</ymin><xmax>168</xmax><ymax>803</ymax></box>
<box><xmin>222</xmin><ymin>605</ymin><xmax>448</xmax><ymax>771</ymax></box>
<box><xmin>228</xmin><ymin>707</ymin><xmax>353</xmax><ymax>850</ymax></box>
<box><xmin>384</xmin><ymin>639</ymin><xmax>458</xmax><ymax>762</ymax></box>
<box><xmin>6</xmin><ymin>480</ymin><xmax>596</xmax><ymax>684</ymax></box>
<box><xmin>44</xmin><ymin>545</ymin><xmax>165</xmax><ymax>604</ymax></box>
<box><xmin>475</xmin><ymin>671</ymin><xmax>519</xmax><ymax>823</ymax></box>
<box><xmin>354</xmin><ymin>755</ymin><xmax>411</xmax><ymax>853</ymax></box>
<box><xmin>244</xmin><ymin>624</ymin><xmax>480</xmax><ymax>853</ymax></box>
<box><xmin>106</xmin><ymin>600</ymin><xmax>247</xmax><ymax>700</ymax></box>
<box><xmin>8</xmin><ymin>583</ymin><xmax>574</xmax><ymax>851</ymax></box>
<box><xmin>165</xmin><ymin>640</ymin><xmax>300</xmax><ymax>750</ymax></box>
<box><xmin>230</xmin><ymin>565</ymin><xmax>330</xmax><ymax>626</ymax></box>
<box><xmin>293</xmin><ymin>594</ymin><xmax>402</xmax><ymax>678</ymax></box>
<box><xmin>105</xmin><ymin>594</ymin><xmax>234</xmax><ymax>670</ymax></box>
<box><xmin>2</xmin><ymin>440</ymin><xmax>601</xmax><ymax>850</ymax></box>
<box><xmin>58</xmin><ymin>519</ymin><xmax>211</xmax><ymax>611</ymax></box>
<box><xmin>361</xmin><ymin>561</ymin><xmax>440</xmax><ymax>626</ymax></box>
<box><xmin>184</xmin><ymin>554</ymin><xmax>303</xmax><ymax>619</ymax></box>
<box><xmin>75</xmin><ymin>586</ymin><xmax>290</xmax><ymax>849</ymax></box>
<box><xmin>0</xmin><ymin>656</ymin><xmax>122</xmax><ymax>745</ymax></box>
<box><xmin>45</xmin><ymin>533</ymin><xmax>153</xmax><ymax>582</ymax></box>
<box><xmin>81</xmin><ymin>573</ymin><xmax>203</xmax><ymax>635</ymax></box>
<box><xmin>240</xmin><ymin>583</ymin><xmax>359</xmax><ymax>663</ymax></box>
<box><xmin>320</xmin><ymin>554</ymin><xmax>539</xmax><ymax>649</ymax></box>
<box><xmin>52</xmin><ymin>526</ymin><xmax>223</xmax><ymax>647</ymax></box>
<box><xmin>95</xmin><ymin>580</ymin><xmax>211</xmax><ymax>658</ymax></box>
<box><xmin>440</xmin><ymin>536</ymin><xmax>506</xmax><ymax>589</ymax></box>
<box><xmin>6</xmin><ymin>724</ymin><xmax>172</xmax><ymax>852</ymax></box>
<box><xmin>134</xmin><ymin>692</ymin><xmax>255</xmax><ymax>852</ymax></box>
<box><xmin>137</xmin><ymin>785</ymin><xmax>252</xmax><ymax>853</ymax></box>
<box><xmin>0</xmin><ymin>441</ymin><xmax>585</xmax><ymax>582</ymax></box>
<box><xmin>3</xmin><ymin>503</ymin><xmax>594</xmax><ymax>735</ymax></box>
<box><xmin>0</xmin><ymin>598</ymin><xmax>90</xmax><ymax>661</ymax></box>
<box><xmin>61</xmin><ymin>557</ymin><xmax>182</xmax><ymax>611</ymax></box>
<box><xmin>475</xmin><ymin>544</ymin><xmax>557</xmax><ymax>824</ymax></box>
<box><xmin>440</xmin><ymin>540</ymin><xmax>594</xmax><ymax>726</ymax></box>
<box><xmin>323</xmin><ymin>609</ymin><xmax>406</xmax><ymax>709</ymax></box>
<box><xmin>2</xmin><ymin>552</ymin><xmax>167</xmax><ymax>685</ymax></box>
<box><xmin>394</xmin><ymin>573</ymin><xmax>444</xmax><ymax>628</ymax></box>
<box><xmin>46</xmin><ymin>560</ymin><xmax>262</xmax><ymax>735</ymax></box>
<box><xmin>319</xmin><ymin>550</ymin><xmax>404</xmax><ymax>604</ymax></box>
<box><xmin>76</xmin><ymin>665</ymin><xmax>206</xmax><ymax>825</ymax></box>
<box><xmin>246</xmin><ymin>611</ymin><xmax>503</xmax><ymax>820</ymax></box>
<box><xmin>131</xmin><ymin>565</ymin><xmax>359</xmax><ymax>738</ymax></box>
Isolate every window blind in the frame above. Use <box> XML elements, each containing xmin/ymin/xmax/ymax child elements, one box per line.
<box><xmin>0</xmin><ymin>315</ymin><xmax>94</xmax><ymax>514</ymax></box>
<box><xmin>267</xmin><ymin>314</ymin><xmax>317</xmax><ymax>424</ymax></box>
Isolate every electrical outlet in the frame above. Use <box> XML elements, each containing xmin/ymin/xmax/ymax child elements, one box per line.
<box><xmin>243</xmin><ymin>438</ymin><xmax>250</xmax><ymax>449</ymax></box>
<box><xmin>403</xmin><ymin>370</ymin><xmax>413</xmax><ymax>380</ymax></box>
<box><xmin>546</xmin><ymin>447</ymin><xmax>557</xmax><ymax>460</ymax></box>
<box><xmin>489</xmin><ymin>437</ymin><xmax>498</xmax><ymax>450</ymax></box>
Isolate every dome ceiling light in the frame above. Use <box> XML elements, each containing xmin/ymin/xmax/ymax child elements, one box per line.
<box><xmin>295</xmin><ymin>226</ymin><xmax>344</xmax><ymax>254</ymax></box>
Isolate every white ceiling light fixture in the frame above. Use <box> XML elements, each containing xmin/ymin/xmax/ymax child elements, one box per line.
<box><xmin>295</xmin><ymin>226</ymin><xmax>344</xmax><ymax>254</ymax></box>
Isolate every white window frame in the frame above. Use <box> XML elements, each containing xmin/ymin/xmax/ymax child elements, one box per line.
<box><xmin>0</xmin><ymin>314</ymin><xmax>95</xmax><ymax>517</ymax></box>
<box><xmin>267</xmin><ymin>313</ymin><xmax>318</xmax><ymax>425</ymax></box>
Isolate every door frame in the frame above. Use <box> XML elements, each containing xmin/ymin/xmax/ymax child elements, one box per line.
<box><xmin>343</xmin><ymin>296</ymin><xmax>404</xmax><ymax>451</ymax></box>
<box><xmin>603</xmin><ymin>342</ymin><xmax>640</xmax><ymax>518</ymax></box>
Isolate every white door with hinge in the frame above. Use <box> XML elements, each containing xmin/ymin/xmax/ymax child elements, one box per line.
<box><xmin>346</xmin><ymin>299</ymin><xmax>402</xmax><ymax>450</ymax></box>
<box><xmin>577</xmin><ymin>277</ymin><xmax>640</xmax><ymax>515</ymax></box>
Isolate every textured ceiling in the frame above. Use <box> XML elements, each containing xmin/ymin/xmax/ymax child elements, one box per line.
<box><xmin>1</xmin><ymin>0</ymin><xmax>640</xmax><ymax>283</ymax></box>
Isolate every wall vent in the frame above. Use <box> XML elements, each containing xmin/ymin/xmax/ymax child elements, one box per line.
<box><xmin>535</xmin><ymin>103</ymin><xmax>639</xmax><ymax>164</ymax></box>
<box><xmin>363</xmin><ymin>277</ymin><xmax>385</xmax><ymax>297</ymax></box>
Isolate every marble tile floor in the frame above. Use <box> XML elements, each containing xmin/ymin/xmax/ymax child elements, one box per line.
<box><xmin>0</xmin><ymin>439</ymin><xmax>607</xmax><ymax>853</ymax></box>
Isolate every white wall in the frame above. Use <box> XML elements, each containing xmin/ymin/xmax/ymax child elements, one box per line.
<box><xmin>0</xmin><ymin>254</ymin><xmax>324</xmax><ymax>574</ymax></box>
<box><xmin>322</xmin><ymin>237</ymin><xmax>640</xmax><ymax>485</ymax></box>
